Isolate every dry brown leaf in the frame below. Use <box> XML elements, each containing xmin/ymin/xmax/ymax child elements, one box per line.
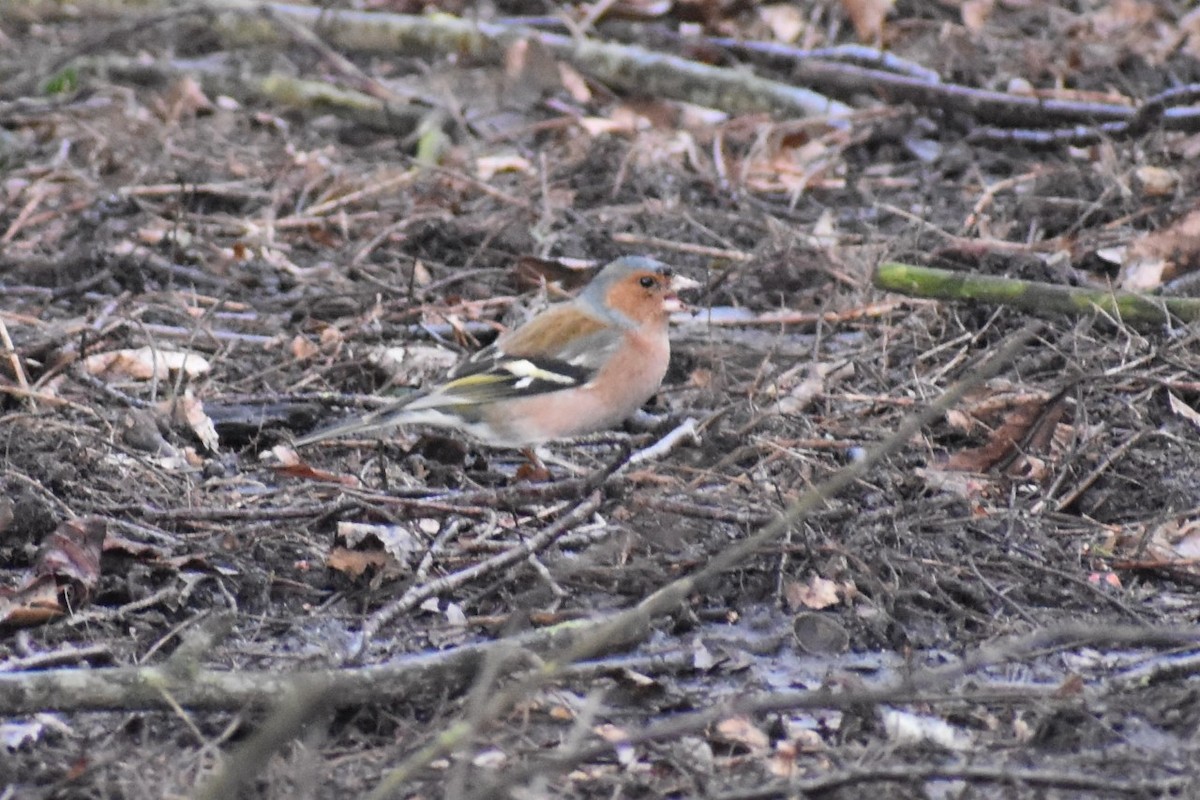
<box><xmin>503</xmin><ymin>37</ymin><xmax>562</xmax><ymax>100</ymax></box>
<box><xmin>961</xmin><ymin>0</ymin><xmax>995</xmax><ymax>33</ymax></box>
<box><xmin>157</xmin><ymin>75</ymin><xmax>213</xmax><ymax>122</ymax></box>
<box><xmin>839</xmin><ymin>0</ymin><xmax>895</xmax><ymax>42</ymax></box>
<box><xmin>742</xmin><ymin>131</ymin><xmax>841</xmax><ymax>195</ymax></box>
<box><xmin>319</xmin><ymin>326</ymin><xmax>344</xmax><ymax>350</ymax></box>
<box><xmin>338</xmin><ymin>521</ymin><xmax>422</xmax><ymax>566</ymax></box>
<box><xmin>1120</xmin><ymin>205</ymin><xmax>1200</xmax><ymax>290</ymax></box>
<box><xmin>326</xmin><ymin>547</ymin><xmax>390</xmax><ymax>578</ymax></box>
<box><xmin>1143</xmin><ymin>517</ymin><xmax>1200</xmax><ymax>563</ymax></box>
<box><xmin>0</xmin><ymin>576</ymin><xmax>63</xmax><ymax>627</ymax></box>
<box><xmin>1135</xmin><ymin>166</ymin><xmax>1179</xmax><ymax>197</ymax></box>
<box><xmin>512</xmin><ymin>256</ymin><xmax>596</xmax><ymax>292</ymax></box>
<box><xmin>593</xmin><ymin>723</ymin><xmax>636</xmax><ymax>765</ymax></box>
<box><xmin>373</xmin><ymin>344</ymin><xmax>460</xmax><ymax>385</ymax></box>
<box><xmin>161</xmin><ymin>392</ymin><xmax>219</xmax><ymax>453</ymax></box>
<box><xmin>785</xmin><ymin>575</ymin><xmax>841</xmax><ymax>610</ymax></box>
<box><xmin>1168</xmin><ymin>391</ymin><xmax>1200</xmax><ymax>430</ymax></box>
<box><xmin>475</xmin><ymin>154</ymin><xmax>533</xmax><ymax>180</ymax></box>
<box><xmin>83</xmin><ymin>347</ymin><xmax>211</xmax><ymax>381</ymax></box>
<box><xmin>943</xmin><ymin>391</ymin><xmax>1067</xmax><ymax>474</ymax></box>
<box><xmin>1086</xmin><ymin>571</ymin><xmax>1124</xmax><ymax>590</ymax></box>
<box><xmin>607</xmin><ymin>0</ymin><xmax>672</xmax><ymax>19</ymax></box>
<box><xmin>760</xmin><ymin>4</ymin><xmax>806</xmax><ymax>43</ymax></box>
<box><xmin>291</xmin><ymin>335</ymin><xmax>320</xmax><ymax>361</ymax></box>
<box><xmin>557</xmin><ymin>63</ymin><xmax>592</xmax><ymax>102</ymax></box>
<box><xmin>31</xmin><ymin>517</ymin><xmax>108</xmax><ymax>613</ymax></box>
<box><xmin>883</xmin><ymin>709</ymin><xmax>972</xmax><ymax>750</ymax></box>
<box><xmin>915</xmin><ymin>466</ymin><xmax>996</xmax><ymax>501</ymax></box>
<box><xmin>714</xmin><ymin>716</ymin><xmax>771</xmax><ymax>753</ymax></box>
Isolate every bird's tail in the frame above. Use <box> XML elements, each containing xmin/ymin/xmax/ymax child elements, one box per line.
<box><xmin>293</xmin><ymin>399</ymin><xmax>413</xmax><ymax>447</ymax></box>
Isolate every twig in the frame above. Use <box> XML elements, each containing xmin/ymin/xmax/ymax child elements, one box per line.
<box><xmin>970</xmin><ymin>83</ymin><xmax>1200</xmax><ymax>145</ymax></box>
<box><xmin>635</xmin><ymin>496</ymin><xmax>774</xmax><ymax>526</ymax></box>
<box><xmin>1048</xmin><ymin>429</ymin><xmax>1147</xmax><ymax>513</ymax></box>
<box><xmin>116</xmin><ymin>180</ymin><xmax>267</xmax><ymax>199</ymax></box>
<box><xmin>677</xmin><ymin>300</ymin><xmax>909</xmax><ymax>327</ymax></box>
<box><xmin>708</xmin><ymin>39</ymin><xmax>943</xmax><ymax>83</ymax></box>
<box><xmin>348</xmin><ymin>491</ymin><xmax>605</xmax><ymax>661</ymax></box>
<box><xmin>625</xmin><ymin>417</ymin><xmax>699</xmax><ymax>467</ymax></box>
<box><xmin>0</xmin><ymin>644</ymin><xmax>113</xmax><ymax>673</ymax></box>
<box><xmin>0</xmin><ymin>315</ymin><xmax>32</xmax><ymax>409</ymax></box>
<box><xmin>610</xmin><ymin>232</ymin><xmax>753</xmax><ymax>262</ymax></box>
<box><xmin>714</xmin><ymin>765</ymin><xmax>1188</xmax><ymax>799</ymax></box>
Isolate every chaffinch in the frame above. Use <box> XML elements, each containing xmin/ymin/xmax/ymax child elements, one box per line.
<box><xmin>295</xmin><ymin>256</ymin><xmax>699</xmax><ymax>449</ymax></box>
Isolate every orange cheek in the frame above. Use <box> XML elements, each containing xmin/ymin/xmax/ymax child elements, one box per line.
<box><xmin>606</xmin><ymin>281</ymin><xmax>660</xmax><ymax>324</ymax></box>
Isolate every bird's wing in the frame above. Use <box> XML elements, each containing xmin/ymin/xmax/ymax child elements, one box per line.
<box><xmin>410</xmin><ymin>305</ymin><xmax>622</xmax><ymax>410</ymax></box>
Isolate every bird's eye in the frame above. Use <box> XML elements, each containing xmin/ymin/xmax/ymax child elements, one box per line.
<box><xmin>639</xmin><ymin>276</ymin><xmax>657</xmax><ymax>289</ymax></box>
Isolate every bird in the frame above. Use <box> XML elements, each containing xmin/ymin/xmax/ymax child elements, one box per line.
<box><xmin>294</xmin><ymin>256</ymin><xmax>699</xmax><ymax>451</ymax></box>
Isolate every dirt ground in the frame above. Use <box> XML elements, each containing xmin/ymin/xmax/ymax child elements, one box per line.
<box><xmin>4</xmin><ymin>1</ymin><xmax>1200</xmax><ymax>798</ymax></box>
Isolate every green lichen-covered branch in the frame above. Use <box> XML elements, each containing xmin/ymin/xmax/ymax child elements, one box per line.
<box><xmin>215</xmin><ymin>1</ymin><xmax>851</xmax><ymax>119</ymax></box>
<box><xmin>874</xmin><ymin>262</ymin><xmax>1200</xmax><ymax>327</ymax></box>
<box><xmin>4</xmin><ymin>0</ymin><xmax>850</xmax><ymax>120</ymax></box>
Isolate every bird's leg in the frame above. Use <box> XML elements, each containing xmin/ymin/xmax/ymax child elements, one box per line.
<box><xmin>529</xmin><ymin>446</ymin><xmax>588</xmax><ymax>476</ymax></box>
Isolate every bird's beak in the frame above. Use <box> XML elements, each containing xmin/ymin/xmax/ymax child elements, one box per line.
<box><xmin>662</xmin><ymin>274</ymin><xmax>701</xmax><ymax>313</ymax></box>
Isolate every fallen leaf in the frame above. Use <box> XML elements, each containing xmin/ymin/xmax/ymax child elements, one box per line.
<box><xmin>961</xmin><ymin>0</ymin><xmax>995</xmax><ymax>34</ymax></box>
<box><xmin>1168</xmin><ymin>391</ymin><xmax>1200</xmax><ymax>430</ymax></box>
<box><xmin>153</xmin><ymin>75</ymin><xmax>212</xmax><ymax>126</ymax></box>
<box><xmin>593</xmin><ymin>723</ymin><xmax>636</xmax><ymax>765</ymax></box>
<box><xmin>373</xmin><ymin>344</ymin><xmax>462</xmax><ymax>385</ymax></box>
<box><xmin>274</xmin><ymin>460</ymin><xmax>362</xmax><ymax>487</ymax></box>
<box><xmin>2</xmin><ymin>517</ymin><xmax>112</xmax><ymax>623</ymax></box>
<box><xmin>714</xmin><ymin>716</ymin><xmax>771</xmax><ymax>753</ymax></box>
<box><xmin>472</xmin><ymin>749</ymin><xmax>506</xmax><ymax>769</ymax></box>
<box><xmin>915</xmin><ymin>466</ymin><xmax>996</xmax><ymax>501</ymax></box>
<box><xmin>1087</xmin><ymin>571</ymin><xmax>1124</xmax><ymax>589</ymax></box>
<box><xmin>475</xmin><ymin>154</ymin><xmax>533</xmax><ymax>180</ymax></box>
<box><xmin>943</xmin><ymin>391</ymin><xmax>1067</xmax><ymax>474</ymax></box>
<box><xmin>1120</xmin><ymin>205</ymin><xmax>1200</xmax><ymax>290</ymax></box>
<box><xmin>83</xmin><ymin>347</ymin><xmax>211</xmax><ymax>381</ymax></box>
<box><xmin>760</xmin><ymin>4</ymin><xmax>806</xmax><ymax>42</ymax></box>
<box><xmin>1136</xmin><ymin>166</ymin><xmax>1178</xmax><ymax>197</ymax></box>
<box><xmin>35</xmin><ymin>517</ymin><xmax>107</xmax><ymax>598</ymax></box>
<box><xmin>160</xmin><ymin>391</ymin><xmax>219</xmax><ymax>453</ymax></box>
<box><xmin>785</xmin><ymin>575</ymin><xmax>841</xmax><ymax>610</ymax></box>
<box><xmin>291</xmin><ymin>335</ymin><xmax>319</xmax><ymax>360</ymax></box>
<box><xmin>0</xmin><ymin>718</ymin><xmax>48</xmax><ymax>749</ymax></box>
<box><xmin>326</xmin><ymin>547</ymin><xmax>390</xmax><ymax>578</ymax></box>
<box><xmin>557</xmin><ymin>63</ymin><xmax>591</xmax><ymax>102</ymax></box>
<box><xmin>839</xmin><ymin>0</ymin><xmax>895</xmax><ymax>42</ymax></box>
<box><xmin>0</xmin><ymin>576</ymin><xmax>63</xmax><ymax>627</ymax></box>
<box><xmin>883</xmin><ymin>709</ymin><xmax>972</xmax><ymax>750</ymax></box>
<box><xmin>512</xmin><ymin>256</ymin><xmax>596</xmax><ymax>292</ymax></box>
<box><xmin>337</xmin><ymin>521</ymin><xmax>422</xmax><ymax>565</ymax></box>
